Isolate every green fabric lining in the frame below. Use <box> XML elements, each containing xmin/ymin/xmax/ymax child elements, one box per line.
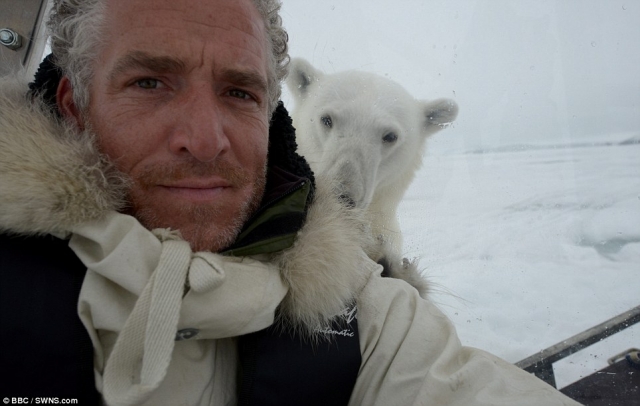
<box><xmin>223</xmin><ymin>181</ymin><xmax>311</xmax><ymax>257</ymax></box>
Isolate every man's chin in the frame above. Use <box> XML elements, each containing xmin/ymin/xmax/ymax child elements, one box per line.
<box><xmin>132</xmin><ymin>204</ymin><xmax>247</xmax><ymax>252</ymax></box>
<box><xmin>177</xmin><ymin>222</ymin><xmax>242</xmax><ymax>252</ymax></box>
<box><xmin>122</xmin><ymin>163</ymin><xmax>267</xmax><ymax>252</ymax></box>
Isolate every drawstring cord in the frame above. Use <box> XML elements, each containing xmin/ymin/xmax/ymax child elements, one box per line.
<box><xmin>102</xmin><ymin>230</ymin><xmax>220</xmax><ymax>406</ymax></box>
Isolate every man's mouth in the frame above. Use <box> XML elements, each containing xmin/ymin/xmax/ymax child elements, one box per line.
<box><xmin>160</xmin><ymin>178</ymin><xmax>232</xmax><ymax>189</ymax></box>
<box><xmin>157</xmin><ymin>178</ymin><xmax>233</xmax><ymax>201</ymax></box>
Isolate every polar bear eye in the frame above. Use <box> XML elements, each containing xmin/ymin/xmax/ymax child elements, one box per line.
<box><xmin>321</xmin><ymin>115</ymin><xmax>333</xmax><ymax>128</ymax></box>
<box><xmin>382</xmin><ymin>132</ymin><xmax>398</xmax><ymax>143</ymax></box>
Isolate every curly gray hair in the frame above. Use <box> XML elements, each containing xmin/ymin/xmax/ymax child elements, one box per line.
<box><xmin>47</xmin><ymin>0</ymin><xmax>289</xmax><ymax>114</ymax></box>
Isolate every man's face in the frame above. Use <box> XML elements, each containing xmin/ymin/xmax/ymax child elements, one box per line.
<box><xmin>84</xmin><ymin>0</ymin><xmax>270</xmax><ymax>251</ymax></box>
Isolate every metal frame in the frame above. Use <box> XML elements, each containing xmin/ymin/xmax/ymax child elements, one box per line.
<box><xmin>0</xmin><ymin>0</ymin><xmax>50</xmax><ymax>79</ymax></box>
<box><xmin>25</xmin><ymin>0</ymin><xmax>52</xmax><ymax>79</ymax></box>
<box><xmin>516</xmin><ymin>305</ymin><xmax>640</xmax><ymax>388</ymax></box>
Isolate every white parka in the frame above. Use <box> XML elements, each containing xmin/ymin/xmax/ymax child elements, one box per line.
<box><xmin>0</xmin><ymin>75</ymin><xmax>581</xmax><ymax>406</ymax></box>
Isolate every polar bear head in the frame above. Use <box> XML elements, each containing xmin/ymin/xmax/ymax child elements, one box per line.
<box><xmin>286</xmin><ymin>58</ymin><xmax>458</xmax><ymax>212</ymax></box>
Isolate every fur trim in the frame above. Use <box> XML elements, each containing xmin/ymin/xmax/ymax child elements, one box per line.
<box><xmin>0</xmin><ymin>75</ymin><xmax>127</xmax><ymax>235</ymax></box>
<box><xmin>273</xmin><ymin>176</ymin><xmax>374</xmax><ymax>335</ymax></box>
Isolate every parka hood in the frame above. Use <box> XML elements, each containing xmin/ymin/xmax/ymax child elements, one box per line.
<box><xmin>0</xmin><ymin>70</ymin><xmax>374</xmax><ymax>333</ymax></box>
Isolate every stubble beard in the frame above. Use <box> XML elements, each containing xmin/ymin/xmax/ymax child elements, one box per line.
<box><xmin>128</xmin><ymin>159</ymin><xmax>267</xmax><ymax>252</ymax></box>
<box><xmin>83</xmin><ymin>113</ymin><xmax>267</xmax><ymax>253</ymax></box>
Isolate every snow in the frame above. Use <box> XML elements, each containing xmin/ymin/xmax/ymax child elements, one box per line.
<box><xmin>397</xmin><ymin>137</ymin><xmax>640</xmax><ymax>388</ymax></box>
<box><xmin>279</xmin><ymin>0</ymin><xmax>640</xmax><ymax>389</ymax></box>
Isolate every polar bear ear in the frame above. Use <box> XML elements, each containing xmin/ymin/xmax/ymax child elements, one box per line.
<box><xmin>286</xmin><ymin>58</ymin><xmax>323</xmax><ymax>101</ymax></box>
<box><xmin>422</xmin><ymin>98</ymin><xmax>459</xmax><ymax>129</ymax></box>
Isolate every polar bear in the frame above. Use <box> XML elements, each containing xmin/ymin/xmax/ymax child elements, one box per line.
<box><xmin>286</xmin><ymin>58</ymin><xmax>458</xmax><ymax>295</ymax></box>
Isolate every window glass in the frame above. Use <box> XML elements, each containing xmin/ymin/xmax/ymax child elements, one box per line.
<box><xmin>0</xmin><ymin>0</ymin><xmax>49</xmax><ymax>78</ymax></box>
<box><xmin>281</xmin><ymin>0</ymin><xmax>639</xmax><ymax>389</ymax></box>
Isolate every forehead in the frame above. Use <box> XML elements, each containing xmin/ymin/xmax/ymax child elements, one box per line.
<box><xmin>101</xmin><ymin>0</ymin><xmax>267</xmax><ymax>70</ymax></box>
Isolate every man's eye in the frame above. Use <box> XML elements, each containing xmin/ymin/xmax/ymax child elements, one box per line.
<box><xmin>135</xmin><ymin>78</ymin><xmax>160</xmax><ymax>89</ymax></box>
<box><xmin>229</xmin><ymin>89</ymin><xmax>251</xmax><ymax>100</ymax></box>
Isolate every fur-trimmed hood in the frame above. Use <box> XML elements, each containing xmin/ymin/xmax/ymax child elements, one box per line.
<box><xmin>0</xmin><ymin>74</ymin><xmax>376</xmax><ymax>334</ymax></box>
<box><xmin>0</xmin><ymin>77</ymin><xmax>127</xmax><ymax>236</ymax></box>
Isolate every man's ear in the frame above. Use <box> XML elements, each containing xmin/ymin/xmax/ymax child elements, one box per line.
<box><xmin>56</xmin><ymin>76</ymin><xmax>84</xmax><ymax>130</ymax></box>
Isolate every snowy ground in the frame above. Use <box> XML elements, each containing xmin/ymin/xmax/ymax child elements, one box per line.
<box><xmin>397</xmin><ymin>134</ymin><xmax>640</xmax><ymax>388</ymax></box>
<box><xmin>278</xmin><ymin>0</ymin><xmax>639</xmax><ymax>391</ymax></box>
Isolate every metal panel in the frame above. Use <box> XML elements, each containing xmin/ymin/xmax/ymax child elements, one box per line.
<box><xmin>0</xmin><ymin>0</ymin><xmax>47</xmax><ymax>76</ymax></box>
<box><xmin>516</xmin><ymin>305</ymin><xmax>640</xmax><ymax>387</ymax></box>
<box><xmin>559</xmin><ymin>356</ymin><xmax>640</xmax><ymax>406</ymax></box>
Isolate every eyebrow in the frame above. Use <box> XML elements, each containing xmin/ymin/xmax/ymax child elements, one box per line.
<box><xmin>107</xmin><ymin>51</ymin><xmax>268</xmax><ymax>95</ymax></box>
<box><xmin>108</xmin><ymin>51</ymin><xmax>187</xmax><ymax>82</ymax></box>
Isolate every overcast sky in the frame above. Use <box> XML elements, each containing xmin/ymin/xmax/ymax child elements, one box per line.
<box><xmin>280</xmin><ymin>0</ymin><xmax>640</xmax><ymax>151</ymax></box>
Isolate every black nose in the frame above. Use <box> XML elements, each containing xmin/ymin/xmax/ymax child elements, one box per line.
<box><xmin>338</xmin><ymin>194</ymin><xmax>356</xmax><ymax>208</ymax></box>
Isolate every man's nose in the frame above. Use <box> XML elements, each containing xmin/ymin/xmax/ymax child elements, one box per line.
<box><xmin>168</xmin><ymin>89</ymin><xmax>230</xmax><ymax>162</ymax></box>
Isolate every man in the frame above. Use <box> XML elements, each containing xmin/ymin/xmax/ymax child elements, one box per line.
<box><xmin>0</xmin><ymin>0</ymin><xmax>581</xmax><ymax>405</ymax></box>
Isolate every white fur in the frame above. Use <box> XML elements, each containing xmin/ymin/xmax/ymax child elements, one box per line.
<box><xmin>273</xmin><ymin>176</ymin><xmax>376</xmax><ymax>334</ymax></box>
<box><xmin>286</xmin><ymin>59</ymin><xmax>458</xmax><ymax>297</ymax></box>
<box><xmin>286</xmin><ymin>58</ymin><xmax>458</xmax><ymax>255</ymax></box>
<box><xmin>0</xmin><ymin>76</ymin><xmax>127</xmax><ymax>236</ymax></box>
